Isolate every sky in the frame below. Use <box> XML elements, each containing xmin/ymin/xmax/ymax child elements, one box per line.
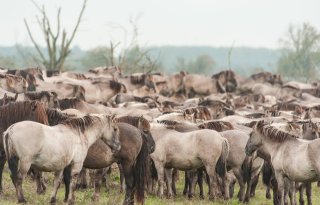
<box><xmin>0</xmin><ymin>0</ymin><xmax>319</xmax><ymax>50</ymax></box>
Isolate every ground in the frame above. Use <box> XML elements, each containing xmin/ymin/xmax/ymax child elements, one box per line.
<box><xmin>1</xmin><ymin>167</ymin><xmax>320</xmax><ymax>205</ymax></box>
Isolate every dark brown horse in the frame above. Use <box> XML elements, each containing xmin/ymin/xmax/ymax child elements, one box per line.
<box><xmin>0</xmin><ymin>101</ymin><xmax>49</xmax><ymax>195</ymax></box>
<box><xmin>47</xmin><ymin>112</ymin><xmax>155</xmax><ymax>205</ymax></box>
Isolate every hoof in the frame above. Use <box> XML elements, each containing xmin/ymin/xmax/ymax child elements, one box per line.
<box><xmin>199</xmin><ymin>194</ymin><xmax>205</xmax><ymax>200</ymax></box>
<box><xmin>18</xmin><ymin>198</ymin><xmax>27</xmax><ymax>203</ymax></box>
<box><xmin>37</xmin><ymin>188</ymin><xmax>46</xmax><ymax>195</ymax></box>
<box><xmin>91</xmin><ymin>193</ymin><xmax>100</xmax><ymax>201</ymax></box>
<box><xmin>188</xmin><ymin>194</ymin><xmax>194</xmax><ymax>199</ymax></box>
<box><xmin>50</xmin><ymin>197</ymin><xmax>56</xmax><ymax>204</ymax></box>
<box><xmin>266</xmin><ymin>193</ymin><xmax>271</xmax><ymax>199</ymax></box>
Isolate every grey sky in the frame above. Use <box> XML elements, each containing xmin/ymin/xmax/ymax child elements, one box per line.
<box><xmin>0</xmin><ymin>0</ymin><xmax>319</xmax><ymax>50</ymax></box>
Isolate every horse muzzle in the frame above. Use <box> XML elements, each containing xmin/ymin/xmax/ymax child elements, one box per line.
<box><xmin>112</xmin><ymin>144</ymin><xmax>121</xmax><ymax>153</ymax></box>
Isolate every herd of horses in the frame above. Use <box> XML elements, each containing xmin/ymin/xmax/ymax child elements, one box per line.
<box><xmin>1</xmin><ymin>66</ymin><xmax>320</xmax><ymax>205</ymax></box>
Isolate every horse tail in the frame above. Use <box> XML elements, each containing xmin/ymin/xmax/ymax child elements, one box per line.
<box><xmin>3</xmin><ymin>129</ymin><xmax>19</xmax><ymax>178</ymax></box>
<box><xmin>216</xmin><ymin>139</ymin><xmax>229</xmax><ymax>177</ymax></box>
<box><xmin>241</xmin><ymin>155</ymin><xmax>253</xmax><ymax>183</ymax></box>
<box><xmin>134</xmin><ymin>133</ymin><xmax>150</xmax><ymax>204</ymax></box>
<box><xmin>262</xmin><ymin>161</ymin><xmax>273</xmax><ymax>186</ymax></box>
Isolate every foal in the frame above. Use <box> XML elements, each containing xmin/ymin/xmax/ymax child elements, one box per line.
<box><xmin>4</xmin><ymin>114</ymin><xmax>121</xmax><ymax>204</ymax></box>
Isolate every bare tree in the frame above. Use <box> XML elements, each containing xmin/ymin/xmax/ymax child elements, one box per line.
<box><xmin>24</xmin><ymin>0</ymin><xmax>87</xmax><ymax>72</ymax></box>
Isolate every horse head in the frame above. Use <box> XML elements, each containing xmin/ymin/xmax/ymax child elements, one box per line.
<box><xmin>102</xmin><ymin>114</ymin><xmax>121</xmax><ymax>153</ymax></box>
<box><xmin>245</xmin><ymin>120</ymin><xmax>265</xmax><ymax>156</ymax></box>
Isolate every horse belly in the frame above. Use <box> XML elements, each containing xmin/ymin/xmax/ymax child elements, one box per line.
<box><xmin>165</xmin><ymin>156</ymin><xmax>202</xmax><ymax>171</ymax></box>
<box><xmin>32</xmin><ymin>149</ymin><xmax>72</xmax><ymax>172</ymax></box>
<box><xmin>283</xmin><ymin>153</ymin><xmax>318</xmax><ymax>182</ymax></box>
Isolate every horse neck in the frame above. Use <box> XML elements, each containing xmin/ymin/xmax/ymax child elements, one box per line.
<box><xmin>82</xmin><ymin>121</ymin><xmax>106</xmax><ymax>147</ymax></box>
<box><xmin>150</xmin><ymin>123</ymin><xmax>174</xmax><ymax>141</ymax></box>
<box><xmin>259</xmin><ymin>136</ymin><xmax>284</xmax><ymax>158</ymax></box>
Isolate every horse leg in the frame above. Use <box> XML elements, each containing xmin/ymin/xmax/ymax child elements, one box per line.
<box><xmin>9</xmin><ymin>157</ymin><xmax>31</xmax><ymax>203</ymax></box>
<box><xmin>223</xmin><ymin>172</ymin><xmax>231</xmax><ymax>200</ymax></box>
<box><xmin>183</xmin><ymin>171</ymin><xmax>189</xmax><ymax>196</ymax></box>
<box><xmin>49</xmin><ymin>171</ymin><xmax>63</xmax><ymax>204</ymax></box>
<box><xmin>250</xmin><ymin>172</ymin><xmax>260</xmax><ymax>197</ymax></box>
<box><xmin>66</xmin><ymin>164</ymin><xmax>82</xmax><ymax>205</ymax></box>
<box><xmin>274</xmin><ymin>172</ymin><xmax>285</xmax><ymax>205</ymax></box>
<box><xmin>103</xmin><ymin>167</ymin><xmax>111</xmax><ymax>192</ymax></box>
<box><xmin>118</xmin><ymin>163</ymin><xmax>126</xmax><ymax>193</ymax></box>
<box><xmin>306</xmin><ymin>182</ymin><xmax>312</xmax><ymax>205</ymax></box>
<box><xmin>266</xmin><ymin>183</ymin><xmax>272</xmax><ymax>199</ymax></box>
<box><xmin>171</xmin><ymin>168</ymin><xmax>178</xmax><ymax>196</ymax></box>
<box><xmin>76</xmin><ymin>168</ymin><xmax>87</xmax><ymax>189</ymax></box>
<box><xmin>299</xmin><ymin>183</ymin><xmax>305</xmax><ymax>205</ymax></box>
<box><xmin>164</xmin><ymin>168</ymin><xmax>173</xmax><ymax>198</ymax></box>
<box><xmin>153</xmin><ymin>161</ymin><xmax>165</xmax><ymax>198</ymax></box>
<box><xmin>122</xmin><ymin>163</ymin><xmax>134</xmax><ymax>205</ymax></box>
<box><xmin>197</xmin><ymin>169</ymin><xmax>205</xmax><ymax>199</ymax></box>
<box><xmin>92</xmin><ymin>169</ymin><xmax>104</xmax><ymax>201</ymax></box>
<box><xmin>244</xmin><ymin>174</ymin><xmax>253</xmax><ymax>202</ymax></box>
<box><xmin>188</xmin><ymin>170</ymin><xmax>197</xmax><ymax>199</ymax></box>
<box><xmin>0</xmin><ymin>151</ymin><xmax>6</xmax><ymax>194</ymax></box>
<box><xmin>233</xmin><ymin>168</ymin><xmax>246</xmax><ymax>202</ymax></box>
<box><xmin>33</xmin><ymin>169</ymin><xmax>46</xmax><ymax>194</ymax></box>
<box><xmin>205</xmin><ymin>165</ymin><xmax>219</xmax><ymax>201</ymax></box>
<box><xmin>288</xmin><ymin>181</ymin><xmax>296</xmax><ymax>205</ymax></box>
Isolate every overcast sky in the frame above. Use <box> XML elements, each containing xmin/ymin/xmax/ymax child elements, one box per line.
<box><xmin>0</xmin><ymin>0</ymin><xmax>319</xmax><ymax>50</ymax></box>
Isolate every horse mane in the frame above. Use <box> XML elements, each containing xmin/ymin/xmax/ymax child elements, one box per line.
<box><xmin>130</xmin><ymin>74</ymin><xmax>146</xmax><ymax>84</ymax></box>
<box><xmin>212</xmin><ymin>70</ymin><xmax>234</xmax><ymax>79</ymax></box>
<box><xmin>0</xmin><ymin>101</ymin><xmax>48</xmax><ymax>130</ymax></box>
<box><xmin>58</xmin><ymin>98</ymin><xmax>83</xmax><ymax>110</ymax></box>
<box><xmin>117</xmin><ymin>115</ymin><xmax>150</xmax><ymax>131</ymax></box>
<box><xmin>157</xmin><ymin>120</ymin><xmax>178</xmax><ymax>126</ymax></box>
<box><xmin>199</xmin><ymin>121</ymin><xmax>234</xmax><ymax>131</ymax></box>
<box><xmin>46</xmin><ymin>108</ymin><xmax>75</xmax><ymax>126</ymax></box>
<box><xmin>256</xmin><ymin>121</ymin><xmax>298</xmax><ymax>142</ymax></box>
<box><xmin>24</xmin><ymin>91</ymin><xmax>53</xmax><ymax>101</ymax></box>
<box><xmin>109</xmin><ymin>80</ymin><xmax>124</xmax><ymax>93</ymax></box>
<box><xmin>250</xmin><ymin>72</ymin><xmax>273</xmax><ymax>80</ymax></box>
<box><xmin>183</xmin><ymin>106</ymin><xmax>212</xmax><ymax>120</ymax></box>
<box><xmin>198</xmin><ymin>99</ymin><xmax>227</xmax><ymax>107</ymax></box>
<box><xmin>60</xmin><ymin>114</ymin><xmax>102</xmax><ymax>133</ymax></box>
<box><xmin>275</xmin><ymin>102</ymin><xmax>303</xmax><ymax>115</ymax></box>
<box><xmin>0</xmin><ymin>73</ymin><xmax>24</xmax><ymax>84</ymax></box>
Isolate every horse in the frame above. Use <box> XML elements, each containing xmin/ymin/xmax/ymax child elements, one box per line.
<box><xmin>0</xmin><ymin>73</ymin><xmax>28</xmax><ymax>93</ymax></box>
<box><xmin>23</xmin><ymin>91</ymin><xmax>59</xmax><ymax>108</ymax></box>
<box><xmin>47</xmin><ymin>112</ymin><xmax>154</xmax><ymax>205</ymax></box>
<box><xmin>149</xmin><ymin>122</ymin><xmax>229</xmax><ymax>200</ymax></box>
<box><xmin>0</xmin><ymin>101</ymin><xmax>49</xmax><ymax>195</ymax></box>
<box><xmin>3</xmin><ymin>114</ymin><xmax>121</xmax><ymax>204</ymax></box>
<box><xmin>0</xmin><ymin>93</ymin><xmax>18</xmax><ymax>106</ymax></box>
<box><xmin>245</xmin><ymin>120</ymin><xmax>320</xmax><ymax>205</ymax></box>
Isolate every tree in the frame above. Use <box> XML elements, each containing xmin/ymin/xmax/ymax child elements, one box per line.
<box><xmin>24</xmin><ymin>0</ymin><xmax>87</xmax><ymax>72</ymax></box>
<box><xmin>277</xmin><ymin>23</ymin><xmax>320</xmax><ymax>81</ymax></box>
<box><xmin>81</xmin><ymin>47</ymin><xmax>112</xmax><ymax>69</ymax></box>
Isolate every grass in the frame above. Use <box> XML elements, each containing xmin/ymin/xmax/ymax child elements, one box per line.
<box><xmin>1</xmin><ymin>166</ymin><xmax>320</xmax><ymax>205</ymax></box>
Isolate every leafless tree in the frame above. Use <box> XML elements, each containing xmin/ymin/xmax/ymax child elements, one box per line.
<box><xmin>24</xmin><ymin>0</ymin><xmax>87</xmax><ymax>72</ymax></box>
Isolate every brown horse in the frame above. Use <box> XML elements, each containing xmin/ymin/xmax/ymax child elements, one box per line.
<box><xmin>47</xmin><ymin>112</ymin><xmax>154</xmax><ymax>205</ymax></box>
<box><xmin>0</xmin><ymin>101</ymin><xmax>49</xmax><ymax>195</ymax></box>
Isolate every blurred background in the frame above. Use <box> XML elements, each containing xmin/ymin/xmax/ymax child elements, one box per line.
<box><xmin>0</xmin><ymin>0</ymin><xmax>319</xmax><ymax>81</ymax></box>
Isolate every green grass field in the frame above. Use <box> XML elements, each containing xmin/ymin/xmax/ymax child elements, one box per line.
<box><xmin>1</xmin><ymin>166</ymin><xmax>320</xmax><ymax>205</ymax></box>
